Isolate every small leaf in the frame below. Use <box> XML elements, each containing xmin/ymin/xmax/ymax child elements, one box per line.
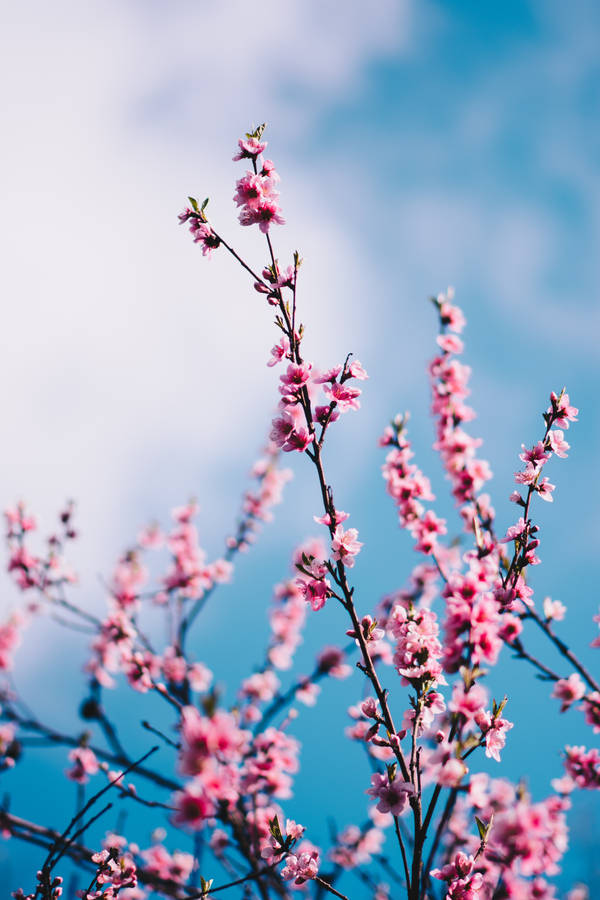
<box><xmin>475</xmin><ymin>813</ymin><xmax>494</xmax><ymax>844</ymax></box>
<box><xmin>494</xmin><ymin>695</ymin><xmax>508</xmax><ymax>719</ymax></box>
<box><xmin>268</xmin><ymin>815</ymin><xmax>283</xmax><ymax>844</ymax></box>
<box><xmin>475</xmin><ymin>816</ymin><xmax>487</xmax><ymax>841</ymax></box>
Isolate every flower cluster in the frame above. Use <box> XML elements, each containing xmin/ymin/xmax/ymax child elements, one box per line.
<box><xmin>3</xmin><ymin>126</ymin><xmax>593</xmax><ymax>900</ymax></box>
<box><xmin>563</xmin><ymin>745</ymin><xmax>600</xmax><ymax>790</ymax></box>
<box><xmin>429</xmin><ymin>289</ymin><xmax>493</xmax><ymax>517</ymax></box>
<box><xmin>431</xmin><ymin>851</ymin><xmax>483</xmax><ymax>900</ymax></box>
<box><xmin>443</xmin><ymin>775</ymin><xmax>570</xmax><ymax>895</ymax></box>
<box><xmin>388</xmin><ymin>603</ymin><xmax>445</xmax><ymax>690</ymax></box>
<box><xmin>5</xmin><ymin>502</ymin><xmax>77</xmax><ymax>594</ymax></box>
<box><xmin>270</xmin><ymin>355</ymin><xmax>367</xmax><ymax>457</ymax></box>
<box><xmin>502</xmin><ymin>388</ymin><xmax>579</xmax><ymax>602</ymax></box>
<box><xmin>380</xmin><ymin>415</ymin><xmax>445</xmax><ymax>557</ymax></box>
<box><xmin>178</xmin><ymin>205</ymin><xmax>221</xmax><ymax>257</ymax></box>
<box><xmin>81</xmin><ymin>847</ymin><xmax>138</xmax><ymax>899</ymax></box>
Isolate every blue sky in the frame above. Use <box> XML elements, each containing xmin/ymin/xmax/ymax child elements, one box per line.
<box><xmin>1</xmin><ymin>0</ymin><xmax>599</xmax><ymax>895</ymax></box>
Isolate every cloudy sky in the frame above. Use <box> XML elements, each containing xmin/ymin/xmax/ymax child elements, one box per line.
<box><xmin>1</xmin><ymin>0</ymin><xmax>599</xmax><ymax>893</ymax></box>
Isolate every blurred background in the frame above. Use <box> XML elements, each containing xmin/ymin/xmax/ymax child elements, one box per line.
<box><xmin>1</xmin><ymin>0</ymin><xmax>599</xmax><ymax>894</ymax></box>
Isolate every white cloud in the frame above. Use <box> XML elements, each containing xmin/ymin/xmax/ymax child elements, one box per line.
<box><xmin>0</xmin><ymin>0</ymin><xmax>413</xmax><ymax>610</ymax></box>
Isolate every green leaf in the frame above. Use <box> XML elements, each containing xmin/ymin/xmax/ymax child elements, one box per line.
<box><xmin>475</xmin><ymin>816</ymin><xmax>487</xmax><ymax>841</ymax></box>
<box><xmin>493</xmin><ymin>695</ymin><xmax>508</xmax><ymax>719</ymax></box>
<box><xmin>475</xmin><ymin>813</ymin><xmax>494</xmax><ymax>843</ymax></box>
<box><xmin>246</xmin><ymin>123</ymin><xmax>267</xmax><ymax>141</ymax></box>
<box><xmin>268</xmin><ymin>815</ymin><xmax>283</xmax><ymax>844</ymax></box>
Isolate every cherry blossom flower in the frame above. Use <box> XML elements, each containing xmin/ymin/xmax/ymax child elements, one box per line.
<box><xmin>331</xmin><ymin>525</ymin><xmax>363</xmax><ymax>567</ymax></box>
<box><xmin>366</xmin><ymin>772</ymin><xmax>414</xmax><ymax>816</ymax></box>
<box><xmin>551</xmin><ymin>674</ymin><xmax>586</xmax><ymax>712</ymax></box>
<box><xmin>66</xmin><ymin>747</ymin><xmax>99</xmax><ymax>784</ymax></box>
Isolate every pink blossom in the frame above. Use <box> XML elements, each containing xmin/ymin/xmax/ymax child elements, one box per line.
<box><xmin>551</xmin><ymin>674</ymin><xmax>585</xmax><ymax>712</ymax></box>
<box><xmin>298</xmin><ymin>577</ymin><xmax>330</xmax><ymax>611</ymax></box>
<box><xmin>331</xmin><ymin>525</ymin><xmax>363</xmax><ymax>568</ymax></box>
<box><xmin>314</xmin><ymin>509</ymin><xmax>349</xmax><ymax>526</ymax></box>
<box><xmin>4</xmin><ymin>503</ymin><xmax>37</xmax><ymax>534</ymax></box>
<box><xmin>582</xmin><ymin>693</ymin><xmax>600</xmax><ymax>733</ymax></box>
<box><xmin>270</xmin><ymin>411</ymin><xmax>313</xmax><ymax>453</ymax></box>
<box><xmin>347</xmin><ymin>360</ymin><xmax>368</xmax><ymax>380</ymax></box>
<box><xmin>296</xmin><ymin>678</ymin><xmax>320</xmax><ymax>706</ymax></box>
<box><xmin>241</xmin><ymin>670</ymin><xmax>280</xmax><ymax>703</ymax></box>
<box><xmin>498</xmin><ymin>614</ymin><xmax>522</xmax><ymax>644</ymax></box>
<box><xmin>361</xmin><ymin>697</ymin><xmax>380</xmax><ymax>719</ymax></box>
<box><xmin>329</xmin><ymin>825</ymin><xmax>383</xmax><ymax>869</ymax></box>
<box><xmin>316</xmin><ymin>646</ymin><xmax>351</xmax><ymax>679</ymax></box>
<box><xmin>187</xmin><ymin>662</ymin><xmax>212</xmax><ymax>693</ymax></box>
<box><xmin>66</xmin><ymin>748</ymin><xmax>99</xmax><ymax>784</ymax></box>
<box><xmin>260</xmin><ymin>159</ymin><xmax>280</xmax><ymax>181</ymax></box>
<box><xmin>141</xmin><ymin>845</ymin><xmax>194</xmax><ymax>884</ymax></box>
<box><xmin>233</xmin><ymin>136</ymin><xmax>267</xmax><ymax>160</ymax></box>
<box><xmin>432</xmin><ymin>852</ymin><xmax>483</xmax><ymax>900</ymax></box>
<box><xmin>440</xmin><ymin>303</ymin><xmax>466</xmax><ymax>333</ymax></box>
<box><xmin>233</xmin><ymin>172</ymin><xmax>276</xmax><ymax>209</ymax></box>
<box><xmin>390</xmin><ymin>604</ymin><xmax>445</xmax><ymax>687</ymax></box>
<box><xmin>209</xmin><ymin>829</ymin><xmax>229</xmax><ymax>856</ymax></box>
<box><xmin>314</xmin><ymin>403</ymin><xmax>340</xmax><ymax>426</ymax></box>
<box><xmin>514</xmin><ymin>463</ymin><xmax>537</xmax><ymax>485</ymax></box>
<box><xmin>267</xmin><ymin>337</ymin><xmax>290</xmax><ymax>367</ymax></box>
<box><xmin>179</xmin><ymin>707</ymin><xmax>249</xmax><ymax>776</ymax></box>
<box><xmin>564</xmin><ymin>745</ymin><xmax>600</xmax><ymax>789</ymax></box>
<box><xmin>280</xmin><ymin>363</ymin><xmax>312</xmax><ymax>389</ymax></box>
<box><xmin>536</xmin><ymin>477</ymin><xmax>555</xmax><ymax>501</ymax></box>
<box><xmin>449</xmin><ymin>683</ymin><xmax>488</xmax><ymax>722</ymax></box>
<box><xmin>172</xmin><ymin>779</ymin><xmax>216</xmax><ymax>828</ymax></box>
<box><xmin>548</xmin><ymin>429</ymin><xmax>570</xmax><ymax>458</ymax></box>
<box><xmin>475</xmin><ymin>711</ymin><xmax>513</xmax><ymax>762</ymax></box>
<box><xmin>137</xmin><ymin>522</ymin><xmax>163</xmax><ymax>548</ymax></box>
<box><xmin>284</xmin><ymin>427</ymin><xmax>313</xmax><ymax>452</ymax></box>
<box><xmin>438</xmin><ymin>757</ymin><xmax>468</xmax><ymax>787</ymax></box>
<box><xmin>436</xmin><ymin>334</ymin><xmax>464</xmax><ymax>354</ymax></box>
<box><xmin>543</xmin><ymin>597</ymin><xmax>567</xmax><ymax>622</ymax></box>
<box><xmin>239</xmin><ymin>197</ymin><xmax>285</xmax><ymax>233</ymax></box>
<box><xmin>324</xmin><ymin>380</ymin><xmax>362</xmax><ymax>412</ymax></box>
<box><xmin>519</xmin><ymin>441</ymin><xmax>550</xmax><ymax>466</ymax></box>
<box><xmin>502</xmin><ymin>517</ymin><xmax>527</xmax><ymax>542</ymax></box>
<box><xmin>346</xmin><ymin>614</ymin><xmax>385</xmax><ymax>645</ymax></box>
<box><xmin>313</xmin><ymin>365</ymin><xmax>343</xmax><ymax>384</ymax></box>
<box><xmin>188</xmin><ymin>220</ymin><xmax>220</xmax><ymax>257</ymax></box>
<box><xmin>366</xmin><ymin>772</ymin><xmax>414</xmax><ymax>816</ymax></box>
<box><xmin>548</xmin><ymin>391</ymin><xmax>578</xmax><ymax>428</ymax></box>
<box><xmin>161</xmin><ymin>646</ymin><xmax>187</xmax><ymax>684</ymax></box>
<box><xmin>281</xmin><ymin>849</ymin><xmax>320</xmax><ymax>884</ymax></box>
